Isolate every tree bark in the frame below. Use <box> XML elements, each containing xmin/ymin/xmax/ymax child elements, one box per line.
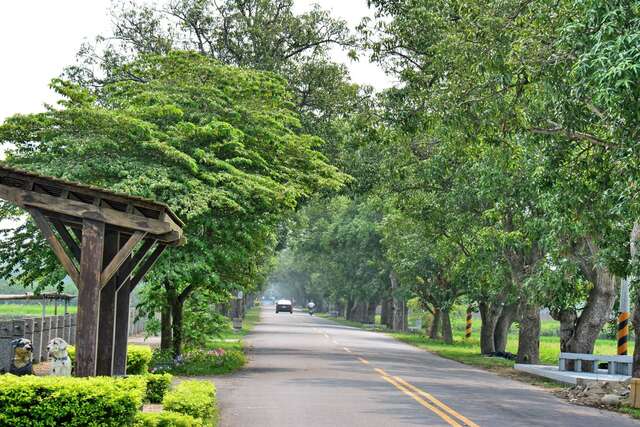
<box><xmin>479</xmin><ymin>301</ymin><xmax>502</xmax><ymax>354</ymax></box>
<box><xmin>516</xmin><ymin>304</ymin><xmax>540</xmax><ymax>364</ymax></box>
<box><xmin>429</xmin><ymin>309</ymin><xmax>441</xmax><ymax>339</ymax></box>
<box><xmin>494</xmin><ymin>303</ymin><xmax>517</xmax><ymax>353</ymax></box>
<box><xmin>441</xmin><ymin>308</ymin><xmax>453</xmax><ymax>344</ymax></box>
<box><xmin>160</xmin><ymin>304</ymin><xmax>172</xmax><ymax>351</ymax></box>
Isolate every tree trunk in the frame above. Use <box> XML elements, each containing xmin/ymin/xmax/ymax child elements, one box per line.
<box><xmin>494</xmin><ymin>303</ymin><xmax>517</xmax><ymax>353</ymax></box>
<box><xmin>390</xmin><ymin>271</ymin><xmax>405</xmax><ymax>331</ymax></box>
<box><xmin>366</xmin><ymin>301</ymin><xmax>377</xmax><ymax>324</ymax></box>
<box><xmin>170</xmin><ymin>299</ymin><xmax>183</xmax><ymax>359</ymax></box>
<box><xmin>160</xmin><ymin>304</ymin><xmax>172</xmax><ymax>351</ymax></box>
<box><xmin>516</xmin><ymin>304</ymin><xmax>540</xmax><ymax>364</ymax></box>
<box><xmin>381</xmin><ymin>297</ymin><xmax>392</xmax><ymax>328</ymax></box>
<box><xmin>429</xmin><ymin>309</ymin><xmax>441</xmax><ymax>339</ymax></box>
<box><xmin>479</xmin><ymin>301</ymin><xmax>502</xmax><ymax>354</ymax></box>
<box><xmin>441</xmin><ymin>308</ymin><xmax>453</xmax><ymax>344</ymax></box>
<box><xmin>550</xmin><ymin>308</ymin><xmax>578</xmax><ymax>353</ymax></box>
<box><xmin>566</xmin><ymin>265</ymin><xmax>617</xmax><ymax>355</ymax></box>
<box><xmin>345</xmin><ymin>298</ymin><xmax>355</xmax><ymax>320</ymax></box>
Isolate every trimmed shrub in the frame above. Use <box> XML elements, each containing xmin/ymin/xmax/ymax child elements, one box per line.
<box><xmin>145</xmin><ymin>373</ymin><xmax>173</xmax><ymax>403</ymax></box>
<box><xmin>134</xmin><ymin>411</ymin><xmax>203</xmax><ymax>427</ymax></box>
<box><xmin>163</xmin><ymin>380</ymin><xmax>217</xmax><ymax>424</ymax></box>
<box><xmin>68</xmin><ymin>344</ymin><xmax>153</xmax><ymax>374</ymax></box>
<box><xmin>128</xmin><ymin>345</ymin><xmax>154</xmax><ymax>375</ymax></box>
<box><xmin>0</xmin><ymin>374</ymin><xmax>146</xmax><ymax>427</ymax></box>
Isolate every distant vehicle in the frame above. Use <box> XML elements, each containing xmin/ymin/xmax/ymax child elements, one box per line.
<box><xmin>276</xmin><ymin>299</ymin><xmax>293</xmax><ymax>314</ymax></box>
<box><xmin>307</xmin><ymin>301</ymin><xmax>316</xmax><ymax>315</ymax></box>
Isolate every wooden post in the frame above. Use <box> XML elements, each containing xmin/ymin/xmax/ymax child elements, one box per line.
<box><xmin>96</xmin><ymin>230</ymin><xmax>119</xmax><ymax>376</ymax></box>
<box><xmin>75</xmin><ymin>219</ymin><xmax>105</xmax><ymax>377</ymax></box>
<box><xmin>112</xmin><ymin>276</ymin><xmax>131</xmax><ymax>375</ymax></box>
<box><xmin>113</xmin><ymin>236</ymin><xmax>133</xmax><ymax>376</ymax></box>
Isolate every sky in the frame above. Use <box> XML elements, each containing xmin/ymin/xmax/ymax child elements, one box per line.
<box><xmin>0</xmin><ymin>0</ymin><xmax>393</xmax><ymax>125</ymax></box>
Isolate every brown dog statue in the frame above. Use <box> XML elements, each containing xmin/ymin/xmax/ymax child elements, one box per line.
<box><xmin>9</xmin><ymin>338</ymin><xmax>33</xmax><ymax>376</ymax></box>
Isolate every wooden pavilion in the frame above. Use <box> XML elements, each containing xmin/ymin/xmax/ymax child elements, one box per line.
<box><xmin>0</xmin><ymin>165</ymin><xmax>184</xmax><ymax>376</ymax></box>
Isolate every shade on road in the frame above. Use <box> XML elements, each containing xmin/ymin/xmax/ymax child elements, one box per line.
<box><xmin>215</xmin><ymin>306</ymin><xmax>637</xmax><ymax>426</ymax></box>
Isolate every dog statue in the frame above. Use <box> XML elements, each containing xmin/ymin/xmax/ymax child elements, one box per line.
<box><xmin>47</xmin><ymin>337</ymin><xmax>72</xmax><ymax>376</ymax></box>
<box><xmin>9</xmin><ymin>338</ymin><xmax>33</xmax><ymax>376</ymax></box>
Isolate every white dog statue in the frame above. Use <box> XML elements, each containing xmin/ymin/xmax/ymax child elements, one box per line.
<box><xmin>47</xmin><ymin>337</ymin><xmax>72</xmax><ymax>376</ymax></box>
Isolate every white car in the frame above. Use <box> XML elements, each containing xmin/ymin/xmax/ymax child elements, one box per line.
<box><xmin>276</xmin><ymin>299</ymin><xmax>293</xmax><ymax>313</ymax></box>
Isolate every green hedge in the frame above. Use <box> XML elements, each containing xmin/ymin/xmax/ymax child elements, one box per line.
<box><xmin>0</xmin><ymin>375</ymin><xmax>146</xmax><ymax>427</ymax></box>
<box><xmin>145</xmin><ymin>373</ymin><xmax>173</xmax><ymax>403</ymax></box>
<box><xmin>134</xmin><ymin>411</ymin><xmax>203</xmax><ymax>427</ymax></box>
<box><xmin>163</xmin><ymin>380</ymin><xmax>217</xmax><ymax>425</ymax></box>
<box><xmin>68</xmin><ymin>345</ymin><xmax>153</xmax><ymax>375</ymax></box>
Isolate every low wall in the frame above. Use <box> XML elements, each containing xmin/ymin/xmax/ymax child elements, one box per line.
<box><xmin>0</xmin><ymin>308</ymin><xmax>148</xmax><ymax>374</ymax></box>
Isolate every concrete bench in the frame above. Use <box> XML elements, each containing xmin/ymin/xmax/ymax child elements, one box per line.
<box><xmin>559</xmin><ymin>352</ymin><xmax>632</xmax><ymax>376</ymax></box>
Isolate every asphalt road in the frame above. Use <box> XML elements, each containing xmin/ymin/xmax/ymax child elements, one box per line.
<box><xmin>215</xmin><ymin>306</ymin><xmax>638</xmax><ymax>426</ymax></box>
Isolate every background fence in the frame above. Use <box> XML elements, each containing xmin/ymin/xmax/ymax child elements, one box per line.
<box><xmin>0</xmin><ymin>307</ymin><xmax>147</xmax><ymax>373</ymax></box>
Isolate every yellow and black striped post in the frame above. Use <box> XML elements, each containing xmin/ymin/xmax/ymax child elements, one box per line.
<box><xmin>465</xmin><ymin>307</ymin><xmax>473</xmax><ymax>339</ymax></box>
<box><xmin>618</xmin><ymin>278</ymin><xmax>630</xmax><ymax>355</ymax></box>
<box><xmin>618</xmin><ymin>311</ymin><xmax>630</xmax><ymax>355</ymax></box>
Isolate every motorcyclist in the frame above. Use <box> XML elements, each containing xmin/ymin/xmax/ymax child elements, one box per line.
<box><xmin>306</xmin><ymin>301</ymin><xmax>316</xmax><ymax>315</ymax></box>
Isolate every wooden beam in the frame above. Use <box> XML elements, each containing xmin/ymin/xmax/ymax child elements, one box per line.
<box><xmin>100</xmin><ymin>231</ymin><xmax>145</xmax><ymax>288</ymax></box>
<box><xmin>130</xmin><ymin>244</ymin><xmax>167</xmax><ymax>291</ymax></box>
<box><xmin>0</xmin><ymin>167</ymin><xmax>172</xmax><ymax>216</ymax></box>
<box><xmin>115</xmin><ymin>239</ymin><xmax>155</xmax><ymax>291</ymax></box>
<box><xmin>75</xmin><ymin>218</ymin><xmax>105</xmax><ymax>377</ymax></box>
<box><xmin>50</xmin><ymin>218</ymin><xmax>81</xmax><ymax>261</ymax></box>
<box><xmin>0</xmin><ymin>183</ymin><xmax>179</xmax><ymax>240</ymax></box>
<box><xmin>28</xmin><ymin>209</ymin><xmax>81</xmax><ymax>287</ymax></box>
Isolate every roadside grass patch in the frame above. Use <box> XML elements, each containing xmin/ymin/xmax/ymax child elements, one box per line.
<box><xmin>619</xmin><ymin>405</ymin><xmax>640</xmax><ymax>420</ymax></box>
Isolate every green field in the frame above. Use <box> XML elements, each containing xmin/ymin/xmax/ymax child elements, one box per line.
<box><xmin>0</xmin><ymin>303</ymin><xmax>78</xmax><ymax>317</ymax></box>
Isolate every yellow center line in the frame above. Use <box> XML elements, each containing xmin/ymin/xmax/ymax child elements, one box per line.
<box><xmin>374</xmin><ymin>369</ymin><xmax>462</xmax><ymax>427</ymax></box>
<box><xmin>358</xmin><ymin>357</ymin><xmax>370</xmax><ymax>365</ymax></box>
<box><xmin>393</xmin><ymin>376</ymin><xmax>479</xmax><ymax>427</ymax></box>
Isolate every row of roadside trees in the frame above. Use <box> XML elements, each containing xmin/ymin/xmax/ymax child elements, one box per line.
<box><xmin>0</xmin><ymin>0</ymin><xmax>357</xmax><ymax>358</ymax></box>
<box><xmin>272</xmin><ymin>0</ymin><xmax>640</xmax><ymax>375</ymax></box>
